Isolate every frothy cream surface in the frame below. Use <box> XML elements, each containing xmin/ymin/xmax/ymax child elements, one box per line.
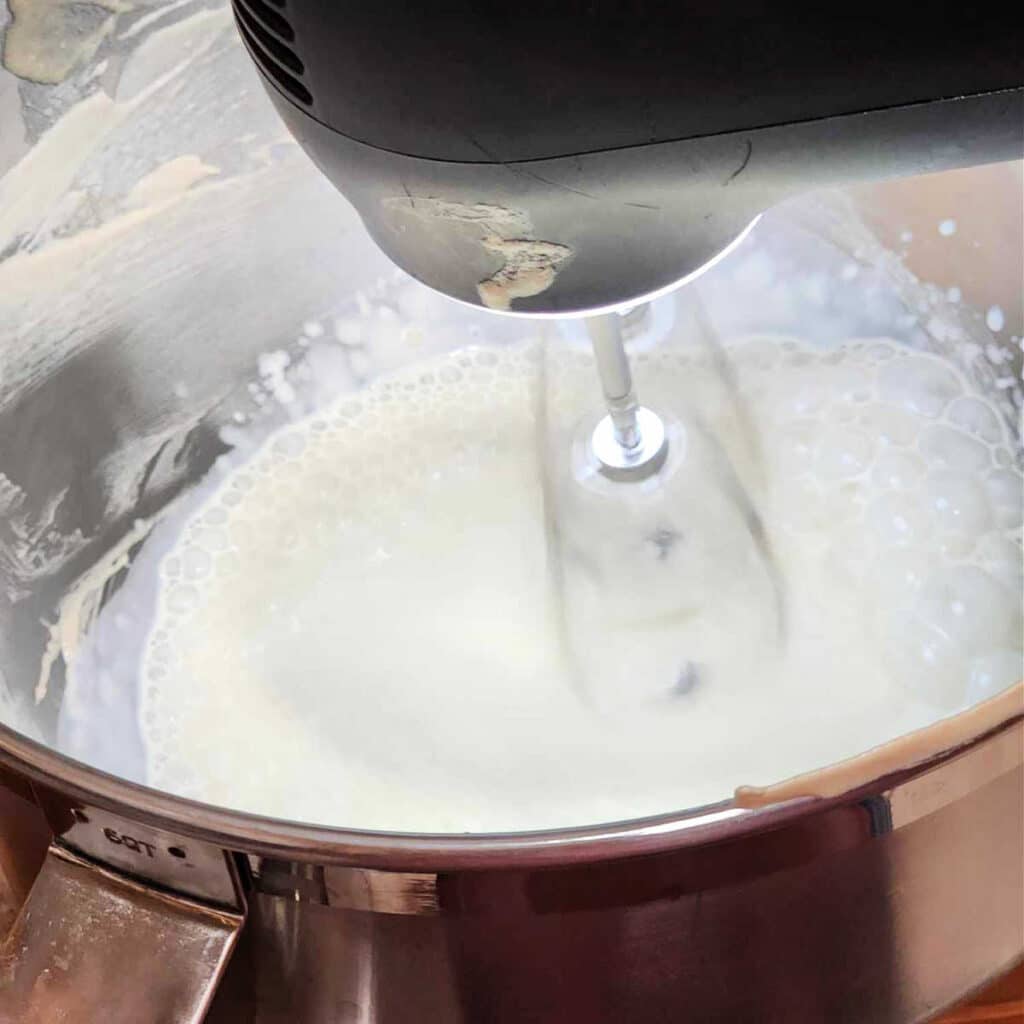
<box><xmin>139</xmin><ymin>337</ymin><xmax>1022</xmax><ymax>832</ymax></box>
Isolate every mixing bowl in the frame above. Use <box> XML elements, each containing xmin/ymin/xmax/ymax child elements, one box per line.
<box><xmin>0</xmin><ymin>3</ymin><xmax>1021</xmax><ymax>1021</ymax></box>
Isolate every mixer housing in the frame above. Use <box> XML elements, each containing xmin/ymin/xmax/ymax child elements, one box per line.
<box><xmin>231</xmin><ymin>4</ymin><xmax>1023</xmax><ymax>314</ymax></box>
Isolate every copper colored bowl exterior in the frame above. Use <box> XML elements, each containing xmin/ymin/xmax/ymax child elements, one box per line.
<box><xmin>0</xmin><ymin>715</ymin><xmax>1021</xmax><ymax>1024</ymax></box>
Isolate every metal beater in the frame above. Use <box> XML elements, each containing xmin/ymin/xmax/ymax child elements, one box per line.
<box><xmin>585</xmin><ymin>312</ymin><xmax>669</xmax><ymax>482</ymax></box>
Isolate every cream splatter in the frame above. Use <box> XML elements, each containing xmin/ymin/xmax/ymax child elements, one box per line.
<box><xmin>2</xmin><ymin>0</ymin><xmax>131</xmax><ymax>85</ymax></box>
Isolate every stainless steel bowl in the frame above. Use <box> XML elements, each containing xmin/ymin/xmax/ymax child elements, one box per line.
<box><xmin>0</xmin><ymin>3</ymin><xmax>1021</xmax><ymax>1021</ymax></box>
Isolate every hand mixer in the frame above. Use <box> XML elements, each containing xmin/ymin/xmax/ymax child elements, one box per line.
<box><xmin>231</xmin><ymin>6</ymin><xmax>1021</xmax><ymax>703</ymax></box>
<box><xmin>232</xmin><ymin>5</ymin><xmax>1022</xmax><ymax>482</ymax></box>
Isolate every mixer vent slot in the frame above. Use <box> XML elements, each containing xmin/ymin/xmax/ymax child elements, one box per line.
<box><xmin>233</xmin><ymin>0</ymin><xmax>312</xmax><ymax>107</ymax></box>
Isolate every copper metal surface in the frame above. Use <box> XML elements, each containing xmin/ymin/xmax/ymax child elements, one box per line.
<box><xmin>201</xmin><ymin>725</ymin><xmax>1024</xmax><ymax>1023</ymax></box>
<box><xmin>0</xmin><ymin>845</ymin><xmax>243</xmax><ymax>1024</ymax></box>
<box><xmin>0</xmin><ymin>717</ymin><xmax>1020</xmax><ymax>1023</ymax></box>
<box><xmin>33</xmin><ymin>796</ymin><xmax>242</xmax><ymax>906</ymax></box>
<box><xmin>935</xmin><ymin>961</ymin><xmax>1024</xmax><ymax>1022</ymax></box>
<box><xmin>0</xmin><ymin>766</ymin><xmax>48</xmax><ymax>930</ymax></box>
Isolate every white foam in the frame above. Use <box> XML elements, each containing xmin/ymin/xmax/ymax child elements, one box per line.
<box><xmin>986</xmin><ymin>305</ymin><xmax>1006</xmax><ymax>333</ymax></box>
<box><xmin>134</xmin><ymin>337</ymin><xmax>1022</xmax><ymax>832</ymax></box>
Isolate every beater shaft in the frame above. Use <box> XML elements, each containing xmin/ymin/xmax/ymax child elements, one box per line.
<box><xmin>584</xmin><ymin>311</ymin><xmax>668</xmax><ymax>481</ymax></box>
<box><xmin>586</xmin><ymin>313</ymin><xmax>642</xmax><ymax>450</ymax></box>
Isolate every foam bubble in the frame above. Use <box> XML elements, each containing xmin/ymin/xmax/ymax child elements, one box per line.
<box><xmin>919</xmin><ymin>424</ymin><xmax>989</xmax><ymax>473</ymax></box>
<box><xmin>916</xmin><ymin>566</ymin><xmax>1016</xmax><ymax>654</ymax></box>
<box><xmin>967</xmin><ymin>650</ymin><xmax>1024</xmax><ymax>703</ymax></box>
<box><xmin>923</xmin><ymin>472</ymin><xmax>992</xmax><ymax>535</ymax></box>
<box><xmin>181</xmin><ymin>548</ymin><xmax>212</xmax><ymax>581</ymax></box>
<box><xmin>984</xmin><ymin>470</ymin><xmax>1023</xmax><ymax>528</ymax></box>
<box><xmin>191</xmin><ymin>526</ymin><xmax>229</xmax><ymax>553</ymax></box>
<box><xmin>986</xmin><ymin>306</ymin><xmax>1006</xmax><ymax>333</ymax></box>
<box><xmin>945</xmin><ymin>395</ymin><xmax>1004</xmax><ymax>444</ymax></box>
<box><xmin>884</xmin><ymin>611</ymin><xmax>967</xmax><ymax>708</ymax></box>
<box><xmin>862</xmin><ymin>403</ymin><xmax>923</xmax><ymax>447</ymax></box>
<box><xmin>878</xmin><ymin>356</ymin><xmax>962</xmax><ymax>418</ymax></box>
<box><xmin>974</xmin><ymin>534</ymin><xmax>1023</xmax><ymax>591</ymax></box>
<box><xmin>868</xmin><ymin>491</ymin><xmax>932</xmax><ymax>546</ymax></box>
<box><xmin>871</xmin><ymin>450</ymin><xmax>925</xmax><ymax>491</ymax></box>
<box><xmin>874</xmin><ymin>547</ymin><xmax>931</xmax><ymax>603</ymax></box>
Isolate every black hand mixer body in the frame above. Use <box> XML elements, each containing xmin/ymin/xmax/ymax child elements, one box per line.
<box><xmin>233</xmin><ymin>3</ymin><xmax>1022</xmax><ymax>315</ymax></box>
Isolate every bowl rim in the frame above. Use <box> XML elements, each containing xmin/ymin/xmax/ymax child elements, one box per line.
<box><xmin>2</xmin><ymin>715</ymin><xmax>1019</xmax><ymax>871</ymax></box>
